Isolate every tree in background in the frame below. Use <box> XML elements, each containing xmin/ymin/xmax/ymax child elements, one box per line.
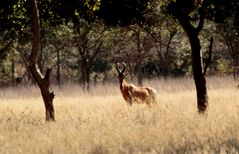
<box><xmin>73</xmin><ymin>19</ymin><xmax>106</xmax><ymax>91</ymax></box>
<box><xmin>142</xmin><ymin>14</ymin><xmax>181</xmax><ymax>77</ymax></box>
<box><xmin>0</xmin><ymin>0</ymin><xmax>21</xmax><ymax>59</ymax></box>
<box><xmin>217</xmin><ymin>16</ymin><xmax>239</xmax><ymax>78</ymax></box>
<box><xmin>0</xmin><ymin>0</ymin><xmax>25</xmax><ymax>85</ymax></box>
<box><xmin>130</xmin><ymin>25</ymin><xmax>155</xmax><ymax>85</ymax></box>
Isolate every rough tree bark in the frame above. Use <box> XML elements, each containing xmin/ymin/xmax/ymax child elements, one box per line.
<box><xmin>29</xmin><ymin>0</ymin><xmax>55</xmax><ymax>121</ymax></box>
<box><xmin>188</xmin><ymin>32</ymin><xmax>208</xmax><ymax>113</ymax></box>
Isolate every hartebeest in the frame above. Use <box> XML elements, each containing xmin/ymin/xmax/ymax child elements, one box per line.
<box><xmin>115</xmin><ymin>62</ymin><xmax>157</xmax><ymax>105</ymax></box>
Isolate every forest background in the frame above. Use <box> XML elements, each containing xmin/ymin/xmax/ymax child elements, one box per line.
<box><xmin>1</xmin><ymin>0</ymin><xmax>239</xmax><ymax>90</ymax></box>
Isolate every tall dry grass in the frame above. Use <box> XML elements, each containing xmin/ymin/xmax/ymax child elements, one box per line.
<box><xmin>0</xmin><ymin>76</ymin><xmax>239</xmax><ymax>154</ymax></box>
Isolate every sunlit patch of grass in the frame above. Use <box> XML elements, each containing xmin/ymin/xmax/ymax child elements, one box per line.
<box><xmin>0</xmin><ymin>76</ymin><xmax>239</xmax><ymax>153</ymax></box>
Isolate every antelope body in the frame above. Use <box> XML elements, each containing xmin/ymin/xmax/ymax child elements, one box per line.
<box><xmin>115</xmin><ymin>62</ymin><xmax>157</xmax><ymax>105</ymax></box>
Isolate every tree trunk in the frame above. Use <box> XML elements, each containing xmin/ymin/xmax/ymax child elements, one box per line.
<box><xmin>232</xmin><ymin>56</ymin><xmax>239</xmax><ymax>79</ymax></box>
<box><xmin>29</xmin><ymin>67</ymin><xmax>55</xmax><ymax>121</ymax></box>
<box><xmin>86</xmin><ymin>70</ymin><xmax>90</xmax><ymax>91</ymax></box>
<box><xmin>80</xmin><ymin>58</ymin><xmax>86</xmax><ymax>90</ymax></box>
<box><xmin>232</xmin><ymin>50</ymin><xmax>239</xmax><ymax>79</ymax></box>
<box><xmin>136</xmin><ymin>62</ymin><xmax>143</xmax><ymax>86</ymax></box>
<box><xmin>175</xmin><ymin>8</ymin><xmax>208</xmax><ymax>114</ymax></box>
<box><xmin>30</xmin><ymin>0</ymin><xmax>55</xmax><ymax>121</ymax></box>
<box><xmin>57</xmin><ymin>49</ymin><xmax>61</xmax><ymax>86</ymax></box>
<box><xmin>227</xmin><ymin>42</ymin><xmax>239</xmax><ymax>79</ymax></box>
<box><xmin>136</xmin><ymin>27</ymin><xmax>143</xmax><ymax>86</ymax></box>
<box><xmin>188</xmin><ymin>33</ymin><xmax>208</xmax><ymax>113</ymax></box>
<box><xmin>11</xmin><ymin>59</ymin><xmax>15</xmax><ymax>86</ymax></box>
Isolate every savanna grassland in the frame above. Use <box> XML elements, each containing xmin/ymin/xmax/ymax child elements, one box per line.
<box><xmin>0</xmin><ymin>76</ymin><xmax>239</xmax><ymax>154</ymax></box>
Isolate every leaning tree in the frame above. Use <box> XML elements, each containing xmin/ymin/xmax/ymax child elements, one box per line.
<box><xmin>28</xmin><ymin>0</ymin><xmax>93</xmax><ymax>120</ymax></box>
<box><xmin>1</xmin><ymin>0</ymin><xmax>97</xmax><ymax>120</ymax></box>
<box><xmin>29</xmin><ymin>0</ymin><xmax>55</xmax><ymax>121</ymax></box>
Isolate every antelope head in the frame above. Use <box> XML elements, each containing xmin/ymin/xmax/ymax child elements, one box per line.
<box><xmin>115</xmin><ymin>62</ymin><xmax>127</xmax><ymax>89</ymax></box>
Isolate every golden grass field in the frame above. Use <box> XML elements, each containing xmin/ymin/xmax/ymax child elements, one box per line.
<box><xmin>0</xmin><ymin>76</ymin><xmax>239</xmax><ymax>154</ymax></box>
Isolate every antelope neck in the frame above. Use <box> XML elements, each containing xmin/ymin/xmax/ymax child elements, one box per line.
<box><xmin>120</xmin><ymin>79</ymin><xmax>127</xmax><ymax>90</ymax></box>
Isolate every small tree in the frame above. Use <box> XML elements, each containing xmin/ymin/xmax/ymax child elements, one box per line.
<box><xmin>29</xmin><ymin>0</ymin><xmax>55</xmax><ymax>121</ymax></box>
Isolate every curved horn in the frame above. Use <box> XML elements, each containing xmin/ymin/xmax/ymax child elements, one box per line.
<box><xmin>121</xmin><ymin>62</ymin><xmax>126</xmax><ymax>73</ymax></box>
<box><xmin>116</xmin><ymin>63</ymin><xmax>121</xmax><ymax>73</ymax></box>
